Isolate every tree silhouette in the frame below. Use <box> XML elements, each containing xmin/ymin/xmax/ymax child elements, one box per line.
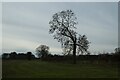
<box><xmin>2</xmin><ymin>53</ymin><xmax>9</xmax><ymax>59</ymax></box>
<box><xmin>115</xmin><ymin>47</ymin><xmax>120</xmax><ymax>54</ymax></box>
<box><xmin>36</xmin><ymin>45</ymin><xmax>49</xmax><ymax>58</ymax></box>
<box><xmin>27</xmin><ymin>52</ymin><xmax>32</xmax><ymax>60</ymax></box>
<box><xmin>49</xmin><ymin>10</ymin><xmax>90</xmax><ymax>64</ymax></box>
<box><xmin>9</xmin><ymin>52</ymin><xmax>17</xmax><ymax>59</ymax></box>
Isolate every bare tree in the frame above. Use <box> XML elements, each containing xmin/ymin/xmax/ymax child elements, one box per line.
<box><xmin>36</xmin><ymin>45</ymin><xmax>49</xmax><ymax>58</ymax></box>
<box><xmin>49</xmin><ymin>10</ymin><xmax>90</xmax><ymax>64</ymax></box>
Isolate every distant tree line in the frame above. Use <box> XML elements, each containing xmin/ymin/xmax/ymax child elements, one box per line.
<box><xmin>38</xmin><ymin>52</ymin><xmax>119</xmax><ymax>64</ymax></box>
<box><xmin>2</xmin><ymin>46</ymin><xmax>119</xmax><ymax>64</ymax></box>
<box><xmin>35</xmin><ymin>45</ymin><xmax>119</xmax><ymax>64</ymax></box>
<box><xmin>2</xmin><ymin>52</ymin><xmax>35</xmax><ymax>60</ymax></box>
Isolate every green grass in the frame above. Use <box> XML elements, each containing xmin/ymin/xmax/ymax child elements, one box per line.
<box><xmin>2</xmin><ymin>60</ymin><xmax>118</xmax><ymax>78</ymax></box>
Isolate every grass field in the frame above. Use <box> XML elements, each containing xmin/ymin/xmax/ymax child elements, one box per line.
<box><xmin>2</xmin><ymin>60</ymin><xmax>118</xmax><ymax>78</ymax></box>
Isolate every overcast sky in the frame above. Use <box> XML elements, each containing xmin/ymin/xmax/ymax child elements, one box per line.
<box><xmin>2</xmin><ymin>2</ymin><xmax>118</xmax><ymax>55</ymax></box>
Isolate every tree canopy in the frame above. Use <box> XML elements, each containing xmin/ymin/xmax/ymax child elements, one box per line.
<box><xmin>36</xmin><ymin>45</ymin><xmax>49</xmax><ymax>58</ymax></box>
<box><xmin>49</xmin><ymin>10</ymin><xmax>90</xmax><ymax>64</ymax></box>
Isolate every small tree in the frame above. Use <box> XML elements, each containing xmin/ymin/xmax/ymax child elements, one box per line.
<box><xmin>36</xmin><ymin>45</ymin><xmax>49</xmax><ymax>58</ymax></box>
<box><xmin>2</xmin><ymin>53</ymin><xmax>9</xmax><ymax>59</ymax></box>
<box><xmin>27</xmin><ymin>52</ymin><xmax>32</xmax><ymax>60</ymax></box>
<box><xmin>9</xmin><ymin>52</ymin><xmax>17</xmax><ymax>59</ymax></box>
<box><xmin>114</xmin><ymin>47</ymin><xmax>120</xmax><ymax>54</ymax></box>
<box><xmin>49</xmin><ymin>10</ymin><xmax>90</xmax><ymax>64</ymax></box>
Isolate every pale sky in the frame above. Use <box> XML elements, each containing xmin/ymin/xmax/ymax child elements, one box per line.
<box><xmin>2</xmin><ymin>2</ymin><xmax>118</xmax><ymax>55</ymax></box>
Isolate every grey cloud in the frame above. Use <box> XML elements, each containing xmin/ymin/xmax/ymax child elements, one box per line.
<box><xmin>2</xmin><ymin>2</ymin><xmax>118</xmax><ymax>54</ymax></box>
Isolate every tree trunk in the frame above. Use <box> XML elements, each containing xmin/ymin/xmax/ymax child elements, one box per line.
<box><xmin>73</xmin><ymin>43</ymin><xmax>76</xmax><ymax>64</ymax></box>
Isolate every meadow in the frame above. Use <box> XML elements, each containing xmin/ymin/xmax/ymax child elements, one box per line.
<box><xmin>2</xmin><ymin>60</ymin><xmax>118</xmax><ymax>78</ymax></box>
